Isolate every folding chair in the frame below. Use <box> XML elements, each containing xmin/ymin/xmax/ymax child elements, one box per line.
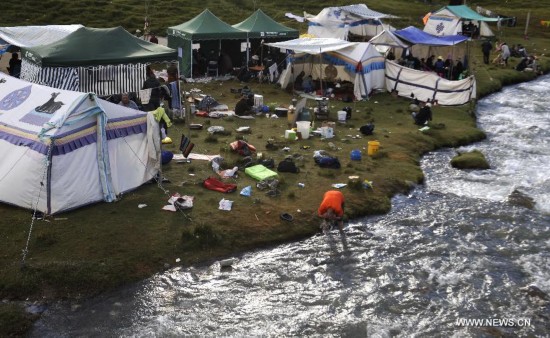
<box><xmin>206</xmin><ymin>61</ymin><xmax>218</xmax><ymax>77</ymax></box>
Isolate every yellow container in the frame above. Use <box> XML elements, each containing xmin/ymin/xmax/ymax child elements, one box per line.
<box><xmin>367</xmin><ymin>140</ymin><xmax>380</xmax><ymax>156</ymax></box>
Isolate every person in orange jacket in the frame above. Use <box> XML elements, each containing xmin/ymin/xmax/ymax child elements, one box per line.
<box><xmin>318</xmin><ymin>190</ymin><xmax>345</xmax><ymax>231</ymax></box>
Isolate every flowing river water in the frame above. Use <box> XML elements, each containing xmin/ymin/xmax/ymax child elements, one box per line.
<box><xmin>31</xmin><ymin>76</ymin><xmax>550</xmax><ymax>337</ymax></box>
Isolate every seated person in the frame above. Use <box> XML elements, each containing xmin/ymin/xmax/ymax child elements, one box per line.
<box><xmin>302</xmin><ymin>75</ymin><xmax>314</xmax><ymax>93</ymax></box>
<box><xmin>318</xmin><ymin>190</ymin><xmax>345</xmax><ymax>231</ymax></box>
<box><xmin>119</xmin><ymin>92</ymin><xmax>139</xmax><ymax>110</ymax></box>
<box><xmin>524</xmin><ymin>56</ymin><xmax>537</xmax><ymax>72</ymax></box>
<box><xmin>235</xmin><ymin>94</ymin><xmax>253</xmax><ymax>116</ymax></box>
<box><xmin>515</xmin><ymin>57</ymin><xmax>529</xmax><ymax>71</ymax></box>
<box><xmin>412</xmin><ymin>102</ymin><xmax>433</xmax><ymax>125</ymax></box>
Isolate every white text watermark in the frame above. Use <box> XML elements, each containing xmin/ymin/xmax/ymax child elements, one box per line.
<box><xmin>456</xmin><ymin>318</ymin><xmax>531</xmax><ymax>327</ymax></box>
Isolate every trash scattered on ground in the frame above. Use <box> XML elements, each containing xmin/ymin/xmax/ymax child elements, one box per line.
<box><xmin>240</xmin><ymin>186</ymin><xmax>252</xmax><ymax>196</ymax></box>
<box><xmin>138</xmin><ymin>204</ymin><xmax>147</xmax><ymax>208</ymax></box>
<box><xmin>207</xmin><ymin>126</ymin><xmax>225</xmax><ymax>134</ymax></box>
<box><xmin>419</xmin><ymin>126</ymin><xmax>430</xmax><ymax>132</ymax></box>
<box><xmin>175</xmin><ymin>258</ymin><xmax>181</xmax><ymax>263</ymax></box>
<box><xmin>363</xmin><ymin>180</ymin><xmax>374</xmax><ymax>189</ymax></box>
<box><xmin>280</xmin><ymin>213</ymin><xmax>294</xmax><ymax>222</ymax></box>
<box><xmin>236</xmin><ymin>126</ymin><xmax>251</xmax><ymax>133</ymax></box>
<box><xmin>331</xmin><ymin>183</ymin><xmax>347</xmax><ymax>189</ymax></box>
<box><xmin>219</xmin><ymin>198</ymin><xmax>233</xmax><ymax>211</ymax></box>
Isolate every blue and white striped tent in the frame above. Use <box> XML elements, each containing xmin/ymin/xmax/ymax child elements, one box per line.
<box><xmin>0</xmin><ymin>75</ymin><xmax>159</xmax><ymax>214</ymax></box>
<box><xmin>20</xmin><ymin>27</ymin><xmax>177</xmax><ymax>97</ymax></box>
<box><xmin>267</xmin><ymin>38</ymin><xmax>386</xmax><ymax>100</ymax></box>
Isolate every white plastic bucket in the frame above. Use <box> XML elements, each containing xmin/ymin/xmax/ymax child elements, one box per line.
<box><xmin>296</xmin><ymin>121</ymin><xmax>311</xmax><ymax>139</ymax></box>
<box><xmin>337</xmin><ymin>110</ymin><xmax>347</xmax><ymax>123</ymax></box>
<box><xmin>254</xmin><ymin>94</ymin><xmax>263</xmax><ymax>107</ymax></box>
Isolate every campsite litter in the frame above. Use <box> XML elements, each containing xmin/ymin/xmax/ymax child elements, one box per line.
<box><xmin>240</xmin><ymin>186</ymin><xmax>252</xmax><ymax>197</ymax></box>
<box><xmin>332</xmin><ymin>183</ymin><xmax>347</xmax><ymax>189</ymax></box>
<box><xmin>219</xmin><ymin>198</ymin><xmax>234</xmax><ymax>211</ymax></box>
<box><xmin>138</xmin><ymin>204</ymin><xmax>147</xmax><ymax>209</ymax></box>
<box><xmin>280</xmin><ymin>213</ymin><xmax>294</xmax><ymax>222</ymax></box>
<box><xmin>163</xmin><ymin>193</ymin><xmax>194</xmax><ymax>212</ymax></box>
<box><xmin>363</xmin><ymin>180</ymin><xmax>374</xmax><ymax>189</ymax></box>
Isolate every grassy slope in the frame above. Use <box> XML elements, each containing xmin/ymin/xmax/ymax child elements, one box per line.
<box><xmin>1</xmin><ymin>3</ymin><xmax>550</xmax><ymax>333</ymax></box>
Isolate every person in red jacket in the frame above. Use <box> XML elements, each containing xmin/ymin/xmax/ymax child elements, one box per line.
<box><xmin>318</xmin><ymin>190</ymin><xmax>345</xmax><ymax>231</ymax></box>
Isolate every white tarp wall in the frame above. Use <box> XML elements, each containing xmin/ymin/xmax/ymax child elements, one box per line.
<box><xmin>0</xmin><ymin>74</ymin><xmax>158</xmax><ymax>214</ymax></box>
<box><xmin>385</xmin><ymin>60</ymin><xmax>476</xmax><ymax>105</ymax></box>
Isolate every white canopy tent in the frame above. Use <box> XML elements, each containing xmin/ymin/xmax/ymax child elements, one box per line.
<box><xmin>268</xmin><ymin>38</ymin><xmax>386</xmax><ymax>100</ymax></box>
<box><xmin>304</xmin><ymin>4</ymin><xmax>397</xmax><ymax>40</ymax></box>
<box><xmin>423</xmin><ymin>5</ymin><xmax>499</xmax><ymax>38</ymax></box>
<box><xmin>0</xmin><ymin>74</ymin><xmax>159</xmax><ymax>214</ymax></box>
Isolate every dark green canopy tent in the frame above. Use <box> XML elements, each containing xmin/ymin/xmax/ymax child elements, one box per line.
<box><xmin>21</xmin><ymin>26</ymin><xmax>177</xmax><ymax>96</ymax></box>
<box><xmin>232</xmin><ymin>9</ymin><xmax>299</xmax><ymax>67</ymax></box>
<box><xmin>232</xmin><ymin>9</ymin><xmax>299</xmax><ymax>39</ymax></box>
<box><xmin>23</xmin><ymin>26</ymin><xmax>177</xmax><ymax>67</ymax></box>
<box><xmin>167</xmin><ymin>9</ymin><xmax>248</xmax><ymax>77</ymax></box>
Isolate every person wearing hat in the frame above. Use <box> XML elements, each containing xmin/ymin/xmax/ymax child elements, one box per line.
<box><xmin>249</xmin><ymin>55</ymin><xmax>260</xmax><ymax>67</ymax></box>
<box><xmin>434</xmin><ymin>56</ymin><xmax>446</xmax><ymax>77</ymax></box>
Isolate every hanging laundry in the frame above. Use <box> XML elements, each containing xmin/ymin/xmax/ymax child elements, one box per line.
<box><xmin>170</xmin><ymin>81</ymin><xmax>181</xmax><ymax>110</ymax></box>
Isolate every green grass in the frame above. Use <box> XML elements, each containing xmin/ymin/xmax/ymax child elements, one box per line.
<box><xmin>1</xmin><ymin>2</ymin><xmax>550</xmax><ymax>334</ymax></box>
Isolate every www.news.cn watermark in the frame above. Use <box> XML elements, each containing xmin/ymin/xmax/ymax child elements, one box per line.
<box><xmin>455</xmin><ymin>318</ymin><xmax>532</xmax><ymax>327</ymax></box>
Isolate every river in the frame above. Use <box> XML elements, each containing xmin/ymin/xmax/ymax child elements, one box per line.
<box><xmin>31</xmin><ymin>75</ymin><xmax>550</xmax><ymax>337</ymax></box>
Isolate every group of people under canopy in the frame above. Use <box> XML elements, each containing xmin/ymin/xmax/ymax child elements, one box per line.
<box><xmin>388</xmin><ymin>49</ymin><xmax>466</xmax><ymax>81</ymax></box>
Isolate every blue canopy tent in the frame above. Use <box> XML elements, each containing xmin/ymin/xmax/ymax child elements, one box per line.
<box><xmin>384</xmin><ymin>27</ymin><xmax>475</xmax><ymax>105</ymax></box>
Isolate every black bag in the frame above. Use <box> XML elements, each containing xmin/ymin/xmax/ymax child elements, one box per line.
<box><xmin>360</xmin><ymin>123</ymin><xmax>375</xmax><ymax>135</ymax></box>
<box><xmin>277</xmin><ymin>158</ymin><xmax>300</xmax><ymax>173</ymax></box>
<box><xmin>314</xmin><ymin>156</ymin><xmax>341</xmax><ymax>169</ymax></box>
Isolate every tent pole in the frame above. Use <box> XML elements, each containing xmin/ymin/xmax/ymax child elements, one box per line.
<box><xmin>190</xmin><ymin>41</ymin><xmax>193</xmax><ymax>79</ymax></box>
<box><xmin>319</xmin><ymin>47</ymin><xmax>323</xmax><ymax>97</ymax></box>
<box><xmin>524</xmin><ymin>11</ymin><xmax>531</xmax><ymax>39</ymax></box>
<box><xmin>246</xmin><ymin>33</ymin><xmax>250</xmax><ymax>68</ymax></box>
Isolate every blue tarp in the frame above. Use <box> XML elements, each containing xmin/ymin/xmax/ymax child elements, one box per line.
<box><xmin>393</xmin><ymin>26</ymin><xmax>469</xmax><ymax>46</ymax></box>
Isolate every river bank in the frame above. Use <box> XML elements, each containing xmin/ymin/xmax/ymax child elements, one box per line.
<box><xmin>2</xmin><ymin>39</ymin><xmax>550</xmax><ymax>338</ymax></box>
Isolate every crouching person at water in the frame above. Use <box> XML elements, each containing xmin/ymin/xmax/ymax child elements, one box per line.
<box><xmin>318</xmin><ymin>190</ymin><xmax>345</xmax><ymax>232</ymax></box>
<box><xmin>412</xmin><ymin>101</ymin><xmax>433</xmax><ymax>126</ymax></box>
